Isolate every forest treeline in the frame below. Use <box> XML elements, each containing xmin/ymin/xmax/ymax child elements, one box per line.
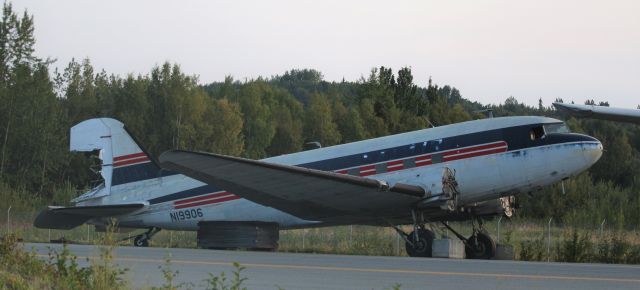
<box><xmin>0</xmin><ymin>4</ymin><xmax>638</xmax><ymax>228</ymax></box>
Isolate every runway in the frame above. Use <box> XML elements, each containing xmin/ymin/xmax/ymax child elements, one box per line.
<box><xmin>26</xmin><ymin>243</ymin><xmax>640</xmax><ymax>290</ymax></box>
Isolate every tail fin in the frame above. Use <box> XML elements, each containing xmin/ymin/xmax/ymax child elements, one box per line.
<box><xmin>70</xmin><ymin>118</ymin><xmax>160</xmax><ymax>200</ymax></box>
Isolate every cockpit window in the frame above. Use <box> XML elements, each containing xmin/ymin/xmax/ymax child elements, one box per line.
<box><xmin>530</xmin><ymin>126</ymin><xmax>545</xmax><ymax>140</ymax></box>
<box><xmin>544</xmin><ymin>123</ymin><xmax>571</xmax><ymax>134</ymax></box>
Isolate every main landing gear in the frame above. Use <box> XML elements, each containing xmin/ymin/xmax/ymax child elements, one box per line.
<box><xmin>441</xmin><ymin>219</ymin><xmax>496</xmax><ymax>259</ymax></box>
<box><xmin>405</xmin><ymin>228</ymin><xmax>435</xmax><ymax>257</ymax></box>
<box><xmin>392</xmin><ymin>211</ymin><xmax>496</xmax><ymax>259</ymax></box>
<box><xmin>391</xmin><ymin>210</ymin><xmax>436</xmax><ymax>257</ymax></box>
<box><xmin>132</xmin><ymin>227</ymin><xmax>161</xmax><ymax>247</ymax></box>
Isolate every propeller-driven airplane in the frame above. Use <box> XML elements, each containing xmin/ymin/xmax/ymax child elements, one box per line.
<box><xmin>35</xmin><ymin>116</ymin><xmax>603</xmax><ymax>259</ymax></box>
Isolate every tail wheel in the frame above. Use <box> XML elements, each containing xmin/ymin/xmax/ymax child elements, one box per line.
<box><xmin>465</xmin><ymin>232</ymin><xmax>495</xmax><ymax>259</ymax></box>
<box><xmin>405</xmin><ymin>229</ymin><xmax>435</xmax><ymax>257</ymax></box>
<box><xmin>133</xmin><ymin>235</ymin><xmax>149</xmax><ymax>247</ymax></box>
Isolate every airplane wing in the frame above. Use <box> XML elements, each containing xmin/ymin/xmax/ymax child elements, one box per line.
<box><xmin>159</xmin><ymin>150</ymin><xmax>426</xmax><ymax>223</ymax></box>
<box><xmin>553</xmin><ymin>102</ymin><xmax>640</xmax><ymax>124</ymax></box>
<box><xmin>34</xmin><ymin>203</ymin><xmax>145</xmax><ymax>229</ymax></box>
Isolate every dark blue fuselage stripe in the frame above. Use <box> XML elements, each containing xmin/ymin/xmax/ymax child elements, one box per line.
<box><xmin>120</xmin><ymin>123</ymin><xmax>597</xmax><ymax>204</ymax></box>
<box><xmin>112</xmin><ymin>162</ymin><xmax>177</xmax><ymax>186</ymax></box>
<box><xmin>148</xmin><ymin>185</ymin><xmax>215</xmax><ymax>204</ymax></box>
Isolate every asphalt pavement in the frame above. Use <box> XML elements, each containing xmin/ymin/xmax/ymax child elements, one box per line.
<box><xmin>25</xmin><ymin>243</ymin><xmax>640</xmax><ymax>290</ymax></box>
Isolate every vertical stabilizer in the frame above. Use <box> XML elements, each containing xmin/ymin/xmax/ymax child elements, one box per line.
<box><xmin>70</xmin><ymin>118</ymin><xmax>159</xmax><ymax>201</ymax></box>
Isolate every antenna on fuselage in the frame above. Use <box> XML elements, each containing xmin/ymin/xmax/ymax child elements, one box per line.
<box><xmin>474</xmin><ymin>109</ymin><xmax>495</xmax><ymax>118</ymax></box>
<box><xmin>303</xmin><ymin>141</ymin><xmax>322</xmax><ymax>151</ymax></box>
<box><xmin>423</xmin><ymin>117</ymin><xmax>437</xmax><ymax>128</ymax></box>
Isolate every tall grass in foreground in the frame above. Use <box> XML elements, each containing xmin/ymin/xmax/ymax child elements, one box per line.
<box><xmin>0</xmin><ymin>222</ymin><xmax>128</xmax><ymax>289</ymax></box>
<box><xmin>0</xmin><ymin>232</ymin><xmax>257</xmax><ymax>290</ymax></box>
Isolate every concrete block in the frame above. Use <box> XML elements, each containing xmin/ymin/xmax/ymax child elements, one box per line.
<box><xmin>493</xmin><ymin>244</ymin><xmax>515</xmax><ymax>260</ymax></box>
<box><xmin>432</xmin><ymin>239</ymin><xmax>465</xmax><ymax>259</ymax></box>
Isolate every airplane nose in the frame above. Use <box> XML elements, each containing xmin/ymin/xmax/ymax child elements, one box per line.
<box><xmin>583</xmin><ymin>136</ymin><xmax>603</xmax><ymax>165</ymax></box>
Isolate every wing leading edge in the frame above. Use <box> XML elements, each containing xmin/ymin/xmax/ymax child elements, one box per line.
<box><xmin>159</xmin><ymin>150</ymin><xmax>425</xmax><ymax>223</ymax></box>
<box><xmin>553</xmin><ymin>102</ymin><xmax>640</xmax><ymax>124</ymax></box>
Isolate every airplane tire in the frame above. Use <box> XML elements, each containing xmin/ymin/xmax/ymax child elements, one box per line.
<box><xmin>405</xmin><ymin>229</ymin><xmax>435</xmax><ymax>257</ymax></box>
<box><xmin>197</xmin><ymin>221</ymin><xmax>279</xmax><ymax>250</ymax></box>
<box><xmin>134</xmin><ymin>236</ymin><xmax>149</xmax><ymax>247</ymax></box>
<box><xmin>465</xmin><ymin>232</ymin><xmax>495</xmax><ymax>259</ymax></box>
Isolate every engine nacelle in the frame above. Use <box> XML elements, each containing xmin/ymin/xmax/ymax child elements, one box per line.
<box><xmin>467</xmin><ymin>196</ymin><xmax>517</xmax><ymax>218</ymax></box>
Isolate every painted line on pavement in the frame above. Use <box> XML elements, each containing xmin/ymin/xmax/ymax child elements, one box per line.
<box><xmin>35</xmin><ymin>254</ymin><xmax>640</xmax><ymax>284</ymax></box>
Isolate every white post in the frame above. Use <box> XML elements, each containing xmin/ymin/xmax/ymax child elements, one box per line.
<box><xmin>497</xmin><ymin>216</ymin><xmax>503</xmax><ymax>242</ymax></box>
<box><xmin>6</xmin><ymin>206</ymin><xmax>11</xmax><ymax>235</ymax></box>
<box><xmin>547</xmin><ymin>217</ymin><xmax>553</xmax><ymax>262</ymax></box>
<box><xmin>302</xmin><ymin>229</ymin><xmax>306</xmax><ymax>250</ymax></box>
<box><xmin>600</xmin><ymin>219</ymin><xmax>606</xmax><ymax>236</ymax></box>
<box><xmin>349</xmin><ymin>225</ymin><xmax>353</xmax><ymax>247</ymax></box>
<box><xmin>395</xmin><ymin>227</ymin><xmax>400</xmax><ymax>256</ymax></box>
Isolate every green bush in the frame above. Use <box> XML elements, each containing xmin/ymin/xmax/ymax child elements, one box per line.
<box><xmin>0</xmin><ymin>226</ymin><xmax>128</xmax><ymax>289</ymax></box>
<box><xmin>557</xmin><ymin>230</ymin><xmax>594</xmax><ymax>263</ymax></box>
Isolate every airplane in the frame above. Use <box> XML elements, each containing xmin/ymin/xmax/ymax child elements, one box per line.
<box><xmin>553</xmin><ymin>102</ymin><xmax>640</xmax><ymax>124</ymax></box>
<box><xmin>35</xmin><ymin>116</ymin><xmax>603</xmax><ymax>259</ymax></box>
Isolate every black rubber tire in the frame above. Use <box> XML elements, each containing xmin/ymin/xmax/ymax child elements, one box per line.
<box><xmin>133</xmin><ymin>236</ymin><xmax>149</xmax><ymax>247</ymax></box>
<box><xmin>465</xmin><ymin>232</ymin><xmax>496</xmax><ymax>259</ymax></box>
<box><xmin>197</xmin><ymin>221</ymin><xmax>279</xmax><ymax>250</ymax></box>
<box><xmin>405</xmin><ymin>229</ymin><xmax>435</xmax><ymax>257</ymax></box>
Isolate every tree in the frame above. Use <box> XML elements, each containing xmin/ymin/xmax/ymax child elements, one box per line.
<box><xmin>205</xmin><ymin>98</ymin><xmax>244</xmax><ymax>155</ymax></box>
<box><xmin>334</xmin><ymin>100</ymin><xmax>366</xmax><ymax>143</ymax></box>
<box><xmin>267</xmin><ymin>102</ymin><xmax>303</xmax><ymax>155</ymax></box>
<box><xmin>395</xmin><ymin>67</ymin><xmax>426</xmax><ymax>116</ymax></box>
<box><xmin>305</xmin><ymin>93</ymin><xmax>341</xmax><ymax>146</ymax></box>
<box><xmin>237</xmin><ymin>81</ymin><xmax>277</xmax><ymax>158</ymax></box>
<box><xmin>0</xmin><ymin>3</ymin><xmax>64</xmax><ymax>193</ymax></box>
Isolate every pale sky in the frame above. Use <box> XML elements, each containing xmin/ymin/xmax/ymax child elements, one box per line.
<box><xmin>13</xmin><ymin>0</ymin><xmax>640</xmax><ymax>108</ymax></box>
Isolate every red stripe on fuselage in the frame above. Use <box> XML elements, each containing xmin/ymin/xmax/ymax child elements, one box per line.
<box><xmin>113</xmin><ymin>152</ymin><xmax>147</xmax><ymax>161</ymax></box>
<box><xmin>386</xmin><ymin>160</ymin><xmax>404</xmax><ymax>172</ymax></box>
<box><xmin>113</xmin><ymin>156</ymin><xmax>149</xmax><ymax>167</ymax></box>
<box><xmin>443</xmin><ymin>141</ymin><xmax>507</xmax><ymax>156</ymax></box>
<box><xmin>359</xmin><ymin>164</ymin><xmax>377</xmax><ymax>176</ymax></box>
<box><xmin>174</xmin><ymin>195</ymin><xmax>241</xmax><ymax>209</ymax></box>
<box><xmin>444</xmin><ymin>147</ymin><xmax>507</xmax><ymax>162</ymax></box>
<box><xmin>174</xmin><ymin>191</ymin><xmax>232</xmax><ymax>205</ymax></box>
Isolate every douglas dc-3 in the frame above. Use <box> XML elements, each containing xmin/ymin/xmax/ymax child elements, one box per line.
<box><xmin>35</xmin><ymin>115</ymin><xmax>603</xmax><ymax>259</ymax></box>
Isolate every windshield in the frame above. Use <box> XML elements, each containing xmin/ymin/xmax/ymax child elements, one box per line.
<box><xmin>544</xmin><ymin>123</ymin><xmax>571</xmax><ymax>134</ymax></box>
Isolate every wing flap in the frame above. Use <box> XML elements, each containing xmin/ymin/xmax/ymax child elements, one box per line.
<box><xmin>159</xmin><ymin>150</ymin><xmax>423</xmax><ymax>222</ymax></box>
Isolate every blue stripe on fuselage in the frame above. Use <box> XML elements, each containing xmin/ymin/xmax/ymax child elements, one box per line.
<box><xmin>112</xmin><ymin>163</ymin><xmax>177</xmax><ymax>186</ymax></box>
<box><xmin>148</xmin><ymin>185</ymin><xmax>213</xmax><ymax>204</ymax></box>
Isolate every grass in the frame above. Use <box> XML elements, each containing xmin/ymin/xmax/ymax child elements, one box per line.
<box><xmin>0</xmin><ymin>221</ymin><xmax>129</xmax><ymax>290</ymax></box>
<box><xmin>2</xmin><ymin>207</ymin><xmax>640</xmax><ymax>264</ymax></box>
<box><xmin>2</xmin><ymin>215</ymin><xmax>639</xmax><ymax>290</ymax></box>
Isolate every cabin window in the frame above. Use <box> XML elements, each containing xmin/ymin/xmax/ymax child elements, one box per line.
<box><xmin>530</xmin><ymin>126</ymin><xmax>545</xmax><ymax>140</ymax></box>
<box><xmin>544</xmin><ymin>123</ymin><xmax>570</xmax><ymax>134</ymax></box>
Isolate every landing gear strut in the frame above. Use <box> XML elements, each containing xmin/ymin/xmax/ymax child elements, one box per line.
<box><xmin>390</xmin><ymin>210</ymin><xmax>435</xmax><ymax>257</ymax></box>
<box><xmin>441</xmin><ymin>219</ymin><xmax>496</xmax><ymax>259</ymax></box>
<box><xmin>133</xmin><ymin>227</ymin><xmax>161</xmax><ymax>247</ymax></box>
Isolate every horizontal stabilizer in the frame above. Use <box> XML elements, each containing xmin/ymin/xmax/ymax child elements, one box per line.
<box><xmin>34</xmin><ymin>203</ymin><xmax>145</xmax><ymax>229</ymax></box>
